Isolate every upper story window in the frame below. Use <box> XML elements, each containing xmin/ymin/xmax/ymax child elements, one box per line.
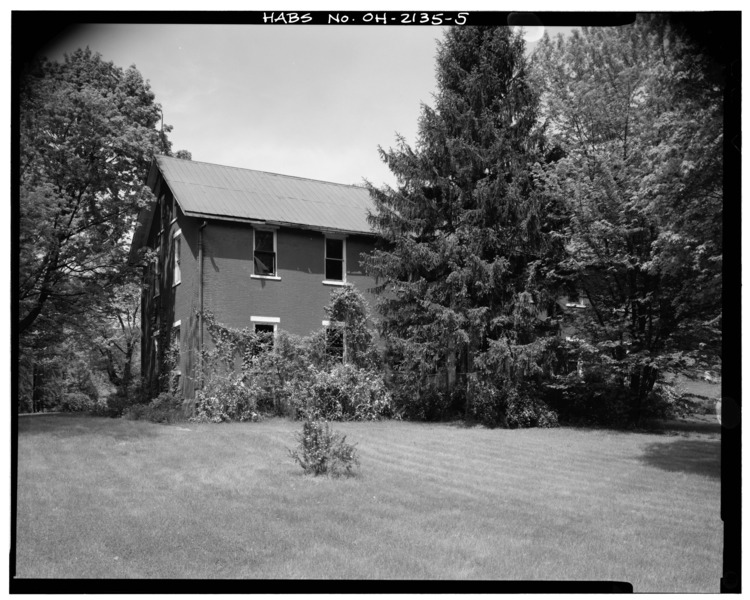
<box><xmin>173</xmin><ymin>229</ymin><xmax>182</xmax><ymax>286</ymax></box>
<box><xmin>325</xmin><ymin>237</ymin><xmax>346</xmax><ymax>282</ymax></box>
<box><xmin>253</xmin><ymin>229</ymin><xmax>277</xmax><ymax>277</ymax></box>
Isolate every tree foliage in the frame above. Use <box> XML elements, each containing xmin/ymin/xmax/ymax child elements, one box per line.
<box><xmin>323</xmin><ymin>286</ymin><xmax>380</xmax><ymax>370</ymax></box>
<box><xmin>365</xmin><ymin>27</ymin><xmax>564</xmax><ymax>423</ymax></box>
<box><xmin>18</xmin><ymin>48</ymin><xmax>170</xmax><ymax>333</ymax></box>
<box><xmin>532</xmin><ymin>16</ymin><xmax>723</xmax><ymax>416</ymax></box>
<box><xmin>18</xmin><ymin>48</ymin><xmax>187</xmax><ymax>409</ymax></box>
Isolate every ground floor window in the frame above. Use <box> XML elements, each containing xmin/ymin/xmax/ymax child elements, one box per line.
<box><xmin>322</xmin><ymin>319</ymin><xmax>344</xmax><ymax>362</ymax></box>
<box><xmin>250</xmin><ymin>316</ymin><xmax>279</xmax><ymax>352</ymax></box>
<box><xmin>169</xmin><ymin>321</ymin><xmax>181</xmax><ymax>394</ymax></box>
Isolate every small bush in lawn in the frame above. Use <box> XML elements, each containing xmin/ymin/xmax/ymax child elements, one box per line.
<box><xmin>289</xmin><ymin>419</ymin><xmax>359</xmax><ymax>477</ymax></box>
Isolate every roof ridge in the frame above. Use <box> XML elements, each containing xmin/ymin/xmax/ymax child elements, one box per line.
<box><xmin>156</xmin><ymin>154</ymin><xmax>367</xmax><ymax>190</ymax></box>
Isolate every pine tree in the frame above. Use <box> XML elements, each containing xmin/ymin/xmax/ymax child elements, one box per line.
<box><xmin>365</xmin><ymin>27</ymin><xmax>561</xmax><ymax>422</ymax></box>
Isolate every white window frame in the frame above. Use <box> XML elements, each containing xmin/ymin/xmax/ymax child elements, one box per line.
<box><xmin>251</xmin><ymin>316</ymin><xmax>280</xmax><ymax>330</ymax></box>
<box><xmin>171</xmin><ymin>321</ymin><xmax>182</xmax><ymax>376</ymax></box>
<box><xmin>251</xmin><ymin>316</ymin><xmax>279</xmax><ymax>347</ymax></box>
<box><xmin>322</xmin><ymin>234</ymin><xmax>348</xmax><ymax>286</ymax></box>
<box><xmin>251</xmin><ymin>227</ymin><xmax>281</xmax><ymax>280</ymax></box>
<box><xmin>153</xmin><ymin>242</ymin><xmax>161</xmax><ymax>297</ymax></box>
<box><xmin>173</xmin><ymin>229</ymin><xmax>182</xmax><ymax>286</ymax></box>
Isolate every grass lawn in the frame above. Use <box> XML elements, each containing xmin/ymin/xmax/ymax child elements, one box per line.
<box><xmin>15</xmin><ymin>414</ymin><xmax>721</xmax><ymax>590</ymax></box>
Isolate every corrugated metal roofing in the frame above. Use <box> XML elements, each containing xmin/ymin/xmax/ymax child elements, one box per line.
<box><xmin>153</xmin><ymin>155</ymin><xmax>375</xmax><ymax>234</ymax></box>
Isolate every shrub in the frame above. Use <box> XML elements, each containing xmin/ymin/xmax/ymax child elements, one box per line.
<box><xmin>642</xmin><ymin>381</ymin><xmax>686</xmax><ymax>421</ymax></box>
<box><xmin>543</xmin><ymin>365</ymin><xmax>684</xmax><ymax>428</ymax></box>
<box><xmin>245</xmin><ymin>333</ymin><xmax>317</xmax><ymax>418</ymax></box>
<box><xmin>503</xmin><ymin>388</ymin><xmax>559</xmax><ymax>429</ymax></box>
<box><xmin>131</xmin><ymin>391</ymin><xmax>185</xmax><ymax>424</ymax></box>
<box><xmin>59</xmin><ymin>392</ymin><xmax>96</xmax><ymax>413</ymax></box>
<box><xmin>93</xmin><ymin>381</ymin><xmax>143</xmax><ymax>418</ymax></box>
<box><xmin>193</xmin><ymin>300</ymin><xmax>387</xmax><ymax>423</ymax></box>
<box><xmin>464</xmin><ymin>377</ymin><xmax>558</xmax><ymax>429</ymax></box>
<box><xmin>191</xmin><ymin>375</ymin><xmax>261</xmax><ymax>423</ymax></box>
<box><xmin>384</xmin><ymin>364</ymin><xmax>451</xmax><ymax>422</ymax></box>
<box><xmin>465</xmin><ymin>378</ymin><xmax>500</xmax><ymax>426</ymax></box>
<box><xmin>289</xmin><ymin>419</ymin><xmax>359</xmax><ymax>477</ymax></box>
<box><xmin>124</xmin><ymin>403</ymin><xmax>148</xmax><ymax>421</ymax></box>
<box><xmin>297</xmin><ymin>364</ymin><xmax>395</xmax><ymax>421</ymax></box>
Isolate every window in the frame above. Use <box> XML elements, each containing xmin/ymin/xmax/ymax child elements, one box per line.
<box><xmin>253</xmin><ymin>229</ymin><xmax>277</xmax><ymax>277</ymax></box>
<box><xmin>173</xmin><ymin>230</ymin><xmax>182</xmax><ymax>285</ymax></box>
<box><xmin>154</xmin><ymin>243</ymin><xmax>161</xmax><ymax>297</ymax></box>
<box><xmin>250</xmin><ymin>316</ymin><xmax>279</xmax><ymax>352</ymax></box>
<box><xmin>324</xmin><ymin>237</ymin><xmax>345</xmax><ymax>282</ymax></box>
<box><xmin>169</xmin><ymin>321</ymin><xmax>181</xmax><ymax>393</ymax></box>
<box><xmin>323</xmin><ymin>319</ymin><xmax>344</xmax><ymax>362</ymax></box>
<box><xmin>254</xmin><ymin>324</ymin><xmax>275</xmax><ymax>352</ymax></box>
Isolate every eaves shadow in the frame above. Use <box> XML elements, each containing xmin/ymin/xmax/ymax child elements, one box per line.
<box><xmin>640</xmin><ymin>438</ymin><xmax>721</xmax><ymax>479</ymax></box>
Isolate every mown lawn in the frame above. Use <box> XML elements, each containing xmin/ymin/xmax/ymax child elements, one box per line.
<box><xmin>15</xmin><ymin>415</ymin><xmax>721</xmax><ymax>590</ymax></box>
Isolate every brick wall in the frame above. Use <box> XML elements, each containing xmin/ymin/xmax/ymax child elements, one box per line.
<box><xmin>200</xmin><ymin>222</ymin><xmax>377</xmax><ymax>336</ymax></box>
<box><xmin>158</xmin><ymin>217</ymin><xmax>378</xmax><ymax>398</ymax></box>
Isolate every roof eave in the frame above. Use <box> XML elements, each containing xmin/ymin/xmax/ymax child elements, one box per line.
<box><xmin>127</xmin><ymin>158</ymin><xmax>161</xmax><ymax>264</ymax></box>
<box><xmin>181</xmin><ymin>209</ymin><xmax>376</xmax><ymax>237</ymax></box>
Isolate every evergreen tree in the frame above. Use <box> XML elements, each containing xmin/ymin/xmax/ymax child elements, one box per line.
<box><xmin>365</xmin><ymin>27</ymin><xmax>562</xmax><ymax>423</ymax></box>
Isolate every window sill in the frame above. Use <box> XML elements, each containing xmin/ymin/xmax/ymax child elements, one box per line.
<box><xmin>251</xmin><ymin>274</ymin><xmax>281</xmax><ymax>281</ymax></box>
<box><xmin>322</xmin><ymin>280</ymin><xmax>350</xmax><ymax>287</ymax></box>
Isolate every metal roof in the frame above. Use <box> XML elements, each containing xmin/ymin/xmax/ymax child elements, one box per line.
<box><xmin>151</xmin><ymin>155</ymin><xmax>375</xmax><ymax>235</ymax></box>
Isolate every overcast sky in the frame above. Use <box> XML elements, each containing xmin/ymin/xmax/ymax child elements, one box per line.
<box><xmin>39</xmin><ymin>22</ymin><xmax>567</xmax><ymax>188</ymax></box>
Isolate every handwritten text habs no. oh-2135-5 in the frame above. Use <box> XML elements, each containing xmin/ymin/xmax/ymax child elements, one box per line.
<box><xmin>262</xmin><ymin>12</ymin><xmax>470</xmax><ymax>25</ymax></box>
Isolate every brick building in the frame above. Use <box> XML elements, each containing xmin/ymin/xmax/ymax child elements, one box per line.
<box><xmin>130</xmin><ymin>156</ymin><xmax>378</xmax><ymax>400</ymax></box>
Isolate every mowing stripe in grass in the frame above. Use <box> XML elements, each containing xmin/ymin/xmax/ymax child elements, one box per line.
<box><xmin>16</xmin><ymin>416</ymin><xmax>721</xmax><ymax>589</ymax></box>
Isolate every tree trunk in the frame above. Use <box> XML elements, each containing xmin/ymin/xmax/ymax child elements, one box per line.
<box><xmin>629</xmin><ymin>363</ymin><xmax>658</xmax><ymax>426</ymax></box>
<box><xmin>104</xmin><ymin>348</ymin><xmax>122</xmax><ymax>388</ymax></box>
<box><xmin>446</xmin><ymin>337</ymin><xmax>456</xmax><ymax>391</ymax></box>
<box><xmin>31</xmin><ymin>362</ymin><xmax>37</xmax><ymax>413</ymax></box>
<box><xmin>121</xmin><ymin>341</ymin><xmax>134</xmax><ymax>389</ymax></box>
<box><xmin>463</xmin><ymin>345</ymin><xmax>473</xmax><ymax>420</ymax></box>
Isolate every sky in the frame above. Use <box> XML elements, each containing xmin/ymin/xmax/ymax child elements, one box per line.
<box><xmin>37</xmin><ymin>20</ymin><xmax>570</xmax><ymax>188</ymax></box>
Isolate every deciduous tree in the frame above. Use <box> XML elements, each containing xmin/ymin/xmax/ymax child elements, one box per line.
<box><xmin>532</xmin><ymin>16</ymin><xmax>723</xmax><ymax>422</ymax></box>
<box><xmin>19</xmin><ymin>47</ymin><xmax>174</xmax><ymax>334</ymax></box>
<box><xmin>18</xmin><ymin>48</ymin><xmax>188</xmax><ymax>409</ymax></box>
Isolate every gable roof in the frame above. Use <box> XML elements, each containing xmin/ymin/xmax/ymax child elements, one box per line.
<box><xmin>148</xmin><ymin>155</ymin><xmax>376</xmax><ymax>234</ymax></box>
